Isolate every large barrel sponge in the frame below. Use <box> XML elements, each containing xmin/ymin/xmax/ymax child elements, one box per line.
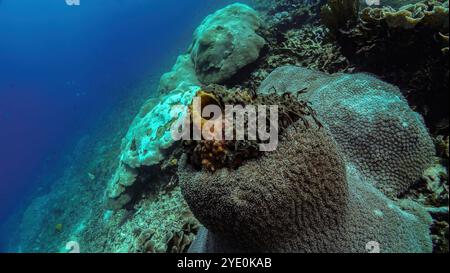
<box><xmin>190</xmin><ymin>3</ymin><xmax>266</xmax><ymax>84</ymax></box>
<box><xmin>180</xmin><ymin>123</ymin><xmax>433</xmax><ymax>252</ymax></box>
<box><xmin>258</xmin><ymin>66</ymin><xmax>435</xmax><ymax>198</ymax></box>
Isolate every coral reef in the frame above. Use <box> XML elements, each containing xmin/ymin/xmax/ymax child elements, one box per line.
<box><xmin>321</xmin><ymin>0</ymin><xmax>449</xmax><ymax>132</ymax></box>
<box><xmin>106</xmin><ymin>85</ymin><xmax>200</xmax><ymax>209</ymax></box>
<box><xmin>227</xmin><ymin>1</ymin><xmax>350</xmax><ymax>90</ymax></box>
<box><xmin>166</xmin><ymin>218</ymin><xmax>200</xmax><ymax>253</ymax></box>
<box><xmin>320</xmin><ymin>0</ymin><xmax>359</xmax><ymax>34</ymax></box>
<box><xmin>401</xmin><ymin>158</ymin><xmax>449</xmax><ymax>252</ymax></box>
<box><xmin>259</xmin><ymin>66</ymin><xmax>435</xmax><ymax>198</ymax></box>
<box><xmin>182</xmin><ymin>84</ymin><xmax>322</xmax><ymax>172</ymax></box>
<box><xmin>189</xmin><ymin>3</ymin><xmax>266</xmax><ymax>84</ymax></box>
<box><xmin>9</xmin><ymin>1</ymin><xmax>447</xmax><ymax>254</ymax></box>
<box><xmin>106</xmin><ymin>3</ymin><xmax>273</xmax><ymax>209</ymax></box>
<box><xmin>179</xmin><ymin>66</ymin><xmax>437</xmax><ymax>253</ymax></box>
<box><xmin>180</xmin><ymin>121</ymin><xmax>432</xmax><ymax>252</ymax></box>
<box><xmin>261</xmin><ymin>0</ymin><xmax>325</xmax><ymax>33</ymax></box>
<box><xmin>435</xmin><ymin>135</ymin><xmax>449</xmax><ymax>158</ymax></box>
<box><xmin>158</xmin><ymin>54</ymin><xmax>200</xmax><ymax>95</ymax></box>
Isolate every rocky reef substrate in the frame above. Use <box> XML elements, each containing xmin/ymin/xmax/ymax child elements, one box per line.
<box><xmin>7</xmin><ymin>1</ymin><xmax>448</xmax><ymax>253</ymax></box>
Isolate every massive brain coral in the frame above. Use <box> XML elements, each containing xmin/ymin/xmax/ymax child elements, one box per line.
<box><xmin>179</xmin><ymin>66</ymin><xmax>435</xmax><ymax>253</ymax></box>
<box><xmin>259</xmin><ymin>66</ymin><xmax>435</xmax><ymax>198</ymax></box>
<box><xmin>189</xmin><ymin>3</ymin><xmax>266</xmax><ymax>84</ymax></box>
<box><xmin>179</xmin><ymin>122</ymin><xmax>433</xmax><ymax>252</ymax></box>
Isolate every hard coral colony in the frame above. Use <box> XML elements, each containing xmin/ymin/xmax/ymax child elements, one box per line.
<box><xmin>7</xmin><ymin>1</ymin><xmax>448</xmax><ymax>254</ymax></box>
<box><xmin>104</xmin><ymin>1</ymin><xmax>447</xmax><ymax>253</ymax></box>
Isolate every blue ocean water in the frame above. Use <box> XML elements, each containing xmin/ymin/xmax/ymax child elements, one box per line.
<box><xmin>0</xmin><ymin>0</ymin><xmax>243</xmax><ymax>251</ymax></box>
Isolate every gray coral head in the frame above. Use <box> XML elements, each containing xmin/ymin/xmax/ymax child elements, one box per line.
<box><xmin>178</xmin><ymin>122</ymin><xmax>348</xmax><ymax>251</ymax></box>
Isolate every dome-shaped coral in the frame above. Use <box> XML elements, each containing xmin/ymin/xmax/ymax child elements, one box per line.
<box><xmin>180</xmin><ymin>66</ymin><xmax>434</xmax><ymax>253</ymax></box>
<box><xmin>179</xmin><ymin>122</ymin><xmax>433</xmax><ymax>252</ymax></box>
<box><xmin>179</xmin><ymin>122</ymin><xmax>349</xmax><ymax>252</ymax></box>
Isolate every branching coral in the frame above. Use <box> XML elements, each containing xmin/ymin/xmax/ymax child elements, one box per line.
<box><xmin>275</xmin><ymin>25</ymin><xmax>350</xmax><ymax>73</ymax></box>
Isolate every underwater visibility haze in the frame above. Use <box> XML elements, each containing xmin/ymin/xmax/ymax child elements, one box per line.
<box><xmin>0</xmin><ymin>0</ymin><xmax>448</xmax><ymax>254</ymax></box>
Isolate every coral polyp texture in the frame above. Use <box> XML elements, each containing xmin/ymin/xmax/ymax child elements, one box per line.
<box><xmin>259</xmin><ymin>66</ymin><xmax>436</xmax><ymax>198</ymax></box>
<box><xmin>179</xmin><ymin>66</ymin><xmax>435</xmax><ymax>253</ymax></box>
<box><xmin>180</xmin><ymin>123</ymin><xmax>432</xmax><ymax>253</ymax></box>
<box><xmin>107</xmin><ymin>84</ymin><xmax>199</xmax><ymax>209</ymax></box>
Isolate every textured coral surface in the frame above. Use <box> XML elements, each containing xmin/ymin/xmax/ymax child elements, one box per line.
<box><xmin>181</xmin><ymin>121</ymin><xmax>433</xmax><ymax>252</ymax></box>
<box><xmin>5</xmin><ymin>0</ymin><xmax>447</xmax><ymax>254</ymax></box>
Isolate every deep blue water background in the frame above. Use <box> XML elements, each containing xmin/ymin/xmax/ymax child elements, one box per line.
<box><xmin>0</xmin><ymin>0</ymin><xmax>241</xmax><ymax>233</ymax></box>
